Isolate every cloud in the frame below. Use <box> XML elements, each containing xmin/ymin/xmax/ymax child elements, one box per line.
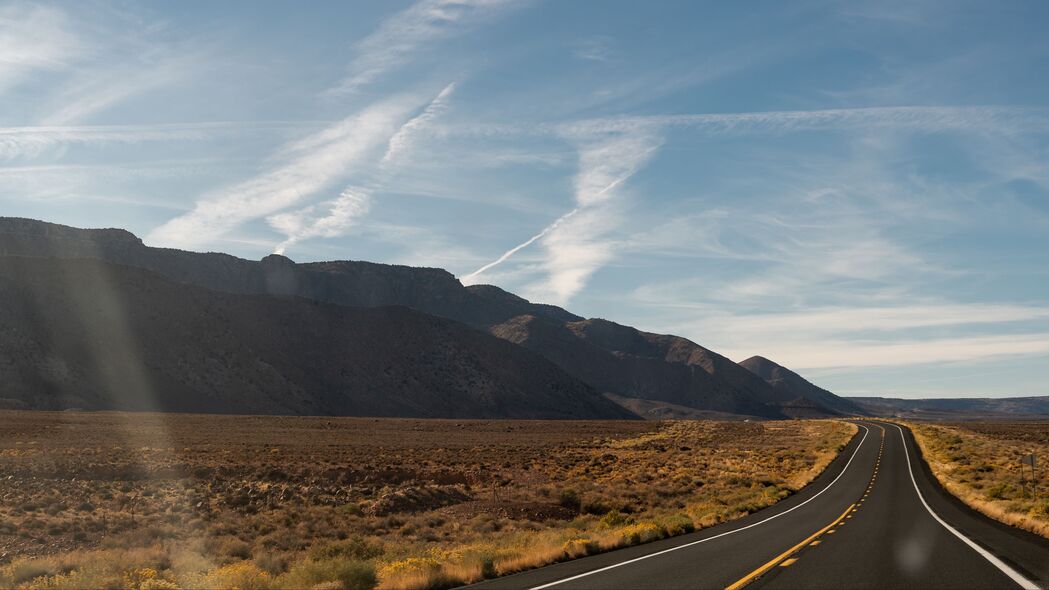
<box><xmin>460</xmin><ymin>208</ymin><xmax>578</xmax><ymax>284</ymax></box>
<box><xmin>148</xmin><ymin>93</ymin><xmax>427</xmax><ymax>249</ymax></box>
<box><xmin>0</xmin><ymin>122</ymin><xmax>283</xmax><ymax>160</ymax></box>
<box><xmin>381</xmin><ymin>82</ymin><xmax>456</xmax><ymax>166</ymax></box>
<box><xmin>633</xmin><ymin>297</ymin><xmax>1049</xmax><ymax>370</ymax></box>
<box><xmin>39</xmin><ymin>55</ymin><xmax>196</xmax><ymax>126</ymax></box>
<box><xmin>268</xmin><ymin>187</ymin><xmax>371</xmax><ymax>255</ymax></box>
<box><xmin>330</xmin><ymin>0</ymin><xmax>515</xmax><ymax>95</ymax></box>
<box><xmin>573</xmin><ymin>37</ymin><xmax>612</xmax><ymax>62</ymax></box>
<box><xmin>757</xmin><ymin>333</ymin><xmax>1049</xmax><ymax>370</ymax></box>
<box><xmin>526</xmin><ymin>129</ymin><xmax>661</xmax><ymax>304</ymax></box>
<box><xmin>463</xmin><ymin>128</ymin><xmax>661</xmax><ymax>304</ymax></box>
<box><xmin>440</xmin><ymin>105</ymin><xmax>1049</xmax><ymax>139</ymax></box>
<box><xmin>0</xmin><ymin>4</ymin><xmax>79</xmax><ymax>94</ymax></box>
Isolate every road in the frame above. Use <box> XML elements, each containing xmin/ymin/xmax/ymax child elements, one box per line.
<box><xmin>469</xmin><ymin>421</ymin><xmax>1049</xmax><ymax>590</ymax></box>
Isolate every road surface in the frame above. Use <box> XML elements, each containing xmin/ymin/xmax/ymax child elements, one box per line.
<box><xmin>469</xmin><ymin>421</ymin><xmax>1049</xmax><ymax>590</ymax></box>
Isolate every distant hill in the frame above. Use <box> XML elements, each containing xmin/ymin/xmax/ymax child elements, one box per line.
<box><xmin>0</xmin><ymin>256</ymin><xmax>634</xmax><ymax>419</ymax></box>
<box><xmin>850</xmin><ymin>396</ymin><xmax>1049</xmax><ymax>420</ymax></box>
<box><xmin>739</xmin><ymin>356</ymin><xmax>868</xmax><ymax>416</ymax></box>
<box><xmin>0</xmin><ymin>217</ymin><xmax>861</xmax><ymax>419</ymax></box>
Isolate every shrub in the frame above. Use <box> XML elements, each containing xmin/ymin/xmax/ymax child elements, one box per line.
<box><xmin>280</xmin><ymin>558</ymin><xmax>376</xmax><ymax>590</ymax></box>
<box><xmin>219</xmin><ymin>538</ymin><xmax>254</xmax><ymax>561</ymax></box>
<box><xmin>599</xmin><ymin>511</ymin><xmax>628</xmax><ymax>528</ymax></box>
<box><xmin>616</xmin><ymin>522</ymin><xmax>663</xmax><ymax>546</ymax></box>
<box><xmin>661</xmin><ymin>514</ymin><xmax>695</xmax><ymax>536</ymax></box>
<box><xmin>198</xmin><ymin>562</ymin><xmax>272</xmax><ymax>590</ymax></box>
<box><xmin>557</xmin><ymin>490</ymin><xmax>581</xmax><ymax>512</ymax></box>
<box><xmin>986</xmin><ymin>483</ymin><xmax>1011</xmax><ymax>500</ymax></box>
<box><xmin>255</xmin><ymin>552</ymin><xmax>292</xmax><ymax>576</ymax></box>
<box><xmin>309</xmin><ymin>538</ymin><xmax>384</xmax><ymax>562</ymax></box>
<box><xmin>562</xmin><ymin>538</ymin><xmax>597</xmax><ymax>558</ymax></box>
<box><xmin>6</xmin><ymin>560</ymin><xmax>57</xmax><ymax>585</ymax></box>
<box><xmin>582</xmin><ymin>500</ymin><xmax>611</xmax><ymax>515</ymax></box>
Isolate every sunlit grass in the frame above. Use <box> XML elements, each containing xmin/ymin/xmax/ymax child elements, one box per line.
<box><xmin>0</xmin><ymin>413</ymin><xmax>855</xmax><ymax>589</ymax></box>
<box><xmin>908</xmin><ymin>421</ymin><xmax>1049</xmax><ymax>539</ymax></box>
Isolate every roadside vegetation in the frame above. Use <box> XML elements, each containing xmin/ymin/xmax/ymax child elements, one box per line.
<box><xmin>908</xmin><ymin>421</ymin><xmax>1049</xmax><ymax>538</ymax></box>
<box><xmin>0</xmin><ymin>411</ymin><xmax>854</xmax><ymax>590</ymax></box>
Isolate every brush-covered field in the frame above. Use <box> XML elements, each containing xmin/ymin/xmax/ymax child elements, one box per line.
<box><xmin>0</xmin><ymin>411</ymin><xmax>854</xmax><ymax>590</ymax></box>
<box><xmin>909</xmin><ymin>421</ymin><xmax>1049</xmax><ymax>538</ymax></box>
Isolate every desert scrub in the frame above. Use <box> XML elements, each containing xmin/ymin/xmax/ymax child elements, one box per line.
<box><xmin>0</xmin><ymin>412</ymin><xmax>855</xmax><ymax>590</ymax></box>
<box><xmin>908</xmin><ymin>421</ymin><xmax>1049</xmax><ymax>538</ymax></box>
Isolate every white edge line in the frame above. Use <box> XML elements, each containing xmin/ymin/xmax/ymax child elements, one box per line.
<box><xmin>892</xmin><ymin>423</ymin><xmax>1040</xmax><ymax>590</ymax></box>
<box><xmin>527</xmin><ymin>424</ymin><xmax>871</xmax><ymax>590</ymax></box>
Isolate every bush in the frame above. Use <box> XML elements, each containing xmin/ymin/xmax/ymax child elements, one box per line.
<box><xmin>557</xmin><ymin>490</ymin><xmax>581</xmax><ymax>512</ymax></box>
<box><xmin>616</xmin><ymin>522</ymin><xmax>663</xmax><ymax>546</ymax></box>
<box><xmin>599</xmin><ymin>511</ymin><xmax>629</xmax><ymax>528</ymax></box>
<box><xmin>986</xmin><ymin>483</ymin><xmax>1012</xmax><ymax>500</ymax></box>
<box><xmin>279</xmin><ymin>558</ymin><xmax>376</xmax><ymax>590</ymax></box>
<box><xmin>582</xmin><ymin>500</ymin><xmax>612</xmax><ymax>515</ymax></box>
<box><xmin>562</xmin><ymin>538</ymin><xmax>597</xmax><ymax>558</ymax></box>
<box><xmin>661</xmin><ymin>514</ymin><xmax>695</xmax><ymax>536</ymax></box>
<box><xmin>198</xmin><ymin>562</ymin><xmax>272</xmax><ymax>590</ymax></box>
<box><xmin>308</xmin><ymin>538</ymin><xmax>384</xmax><ymax>562</ymax></box>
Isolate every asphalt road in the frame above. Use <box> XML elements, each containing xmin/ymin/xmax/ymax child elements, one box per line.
<box><xmin>468</xmin><ymin>421</ymin><xmax>1049</xmax><ymax>590</ymax></box>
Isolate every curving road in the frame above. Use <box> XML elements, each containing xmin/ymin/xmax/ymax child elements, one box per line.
<box><xmin>468</xmin><ymin>421</ymin><xmax>1049</xmax><ymax>590</ymax></box>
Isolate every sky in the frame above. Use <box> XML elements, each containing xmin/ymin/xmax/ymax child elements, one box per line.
<box><xmin>2</xmin><ymin>0</ymin><xmax>1048</xmax><ymax>398</ymax></box>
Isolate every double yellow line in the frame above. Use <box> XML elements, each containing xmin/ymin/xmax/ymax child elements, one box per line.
<box><xmin>726</xmin><ymin>423</ymin><xmax>884</xmax><ymax>589</ymax></box>
<box><xmin>724</xmin><ymin>502</ymin><xmax>855</xmax><ymax>590</ymax></box>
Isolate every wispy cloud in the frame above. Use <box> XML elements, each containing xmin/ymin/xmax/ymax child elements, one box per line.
<box><xmin>39</xmin><ymin>54</ymin><xmax>197</xmax><ymax>126</ymax></box>
<box><xmin>439</xmin><ymin>105</ymin><xmax>1049</xmax><ymax>139</ymax></box>
<box><xmin>0</xmin><ymin>4</ymin><xmax>79</xmax><ymax>94</ymax></box>
<box><xmin>461</xmin><ymin>208</ymin><xmax>577</xmax><ymax>284</ymax></box>
<box><xmin>0</xmin><ymin>122</ymin><xmax>293</xmax><ymax>160</ymax></box>
<box><xmin>528</xmin><ymin>129</ymin><xmax>661</xmax><ymax>304</ymax></box>
<box><xmin>573</xmin><ymin>37</ymin><xmax>612</xmax><ymax>62</ymax></box>
<box><xmin>464</xmin><ymin>127</ymin><xmax>661</xmax><ymax>303</ymax></box>
<box><xmin>148</xmin><ymin>93</ymin><xmax>427</xmax><ymax>249</ymax></box>
<box><xmin>560</xmin><ymin>106</ymin><xmax>1049</xmax><ymax>137</ymax></box>
<box><xmin>268</xmin><ymin>187</ymin><xmax>371</xmax><ymax>255</ymax></box>
<box><xmin>634</xmin><ymin>297</ymin><xmax>1049</xmax><ymax>370</ymax></box>
<box><xmin>381</xmin><ymin>82</ymin><xmax>456</xmax><ymax>166</ymax></box>
<box><xmin>329</xmin><ymin>0</ymin><xmax>514</xmax><ymax>95</ymax></box>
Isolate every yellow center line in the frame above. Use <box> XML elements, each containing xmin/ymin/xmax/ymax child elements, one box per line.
<box><xmin>724</xmin><ymin>503</ymin><xmax>855</xmax><ymax>590</ymax></box>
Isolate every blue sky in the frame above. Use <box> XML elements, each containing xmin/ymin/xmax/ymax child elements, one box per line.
<box><xmin>2</xmin><ymin>0</ymin><xmax>1048</xmax><ymax>398</ymax></box>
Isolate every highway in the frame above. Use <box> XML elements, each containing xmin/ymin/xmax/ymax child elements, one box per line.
<box><xmin>469</xmin><ymin>422</ymin><xmax>1049</xmax><ymax>590</ymax></box>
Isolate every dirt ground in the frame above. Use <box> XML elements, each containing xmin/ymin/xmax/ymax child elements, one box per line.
<box><xmin>0</xmin><ymin>411</ymin><xmax>854</xmax><ymax>589</ymax></box>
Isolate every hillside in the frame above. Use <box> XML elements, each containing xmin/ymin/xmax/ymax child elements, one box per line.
<box><xmin>739</xmin><ymin>356</ymin><xmax>868</xmax><ymax>416</ymax></box>
<box><xmin>0</xmin><ymin>256</ymin><xmax>633</xmax><ymax>419</ymax></box>
<box><xmin>0</xmin><ymin>217</ymin><xmax>859</xmax><ymax>419</ymax></box>
<box><xmin>492</xmin><ymin>315</ymin><xmax>797</xmax><ymax>418</ymax></box>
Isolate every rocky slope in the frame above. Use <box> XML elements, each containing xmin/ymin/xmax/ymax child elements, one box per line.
<box><xmin>0</xmin><ymin>217</ymin><xmax>858</xmax><ymax>418</ymax></box>
<box><xmin>739</xmin><ymin>356</ymin><xmax>867</xmax><ymax>416</ymax></box>
<box><xmin>0</xmin><ymin>256</ymin><xmax>634</xmax><ymax>419</ymax></box>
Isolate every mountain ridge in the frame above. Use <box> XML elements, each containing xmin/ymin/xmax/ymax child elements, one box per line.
<box><xmin>0</xmin><ymin>217</ymin><xmax>858</xmax><ymax>419</ymax></box>
<box><xmin>0</xmin><ymin>254</ymin><xmax>633</xmax><ymax>419</ymax></box>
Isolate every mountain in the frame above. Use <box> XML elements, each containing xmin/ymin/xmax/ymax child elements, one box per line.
<box><xmin>0</xmin><ymin>255</ymin><xmax>634</xmax><ymax>419</ymax></box>
<box><xmin>850</xmin><ymin>396</ymin><xmax>1049</xmax><ymax>420</ymax></box>
<box><xmin>0</xmin><ymin>217</ymin><xmax>578</xmax><ymax>327</ymax></box>
<box><xmin>491</xmin><ymin>315</ymin><xmax>798</xmax><ymax>418</ymax></box>
<box><xmin>739</xmin><ymin>356</ymin><xmax>867</xmax><ymax>416</ymax></box>
<box><xmin>0</xmin><ymin>217</ymin><xmax>858</xmax><ymax>419</ymax></box>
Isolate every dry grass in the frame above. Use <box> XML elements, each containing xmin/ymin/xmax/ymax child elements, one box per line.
<box><xmin>908</xmin><ymin>421</ymin><xmax>1049</xmax><ymax>539</ymax></box>
<box><xmin>0</xmin><ymin>411</ymin><xmax>854</xmax><ymax>589</ymax></box>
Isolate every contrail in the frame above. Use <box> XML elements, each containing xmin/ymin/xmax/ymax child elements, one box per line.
<box><xmin>460</xmin><ymin>208</ymin><xmax>579</xmax><ymax>283</ymax></box>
